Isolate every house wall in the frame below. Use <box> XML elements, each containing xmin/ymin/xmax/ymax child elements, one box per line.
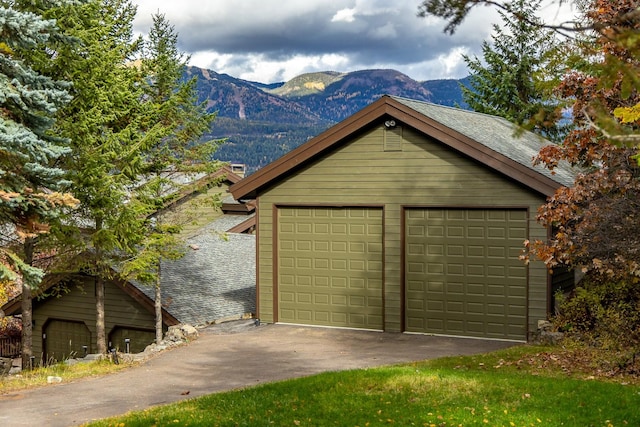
<box><xmin>32</xmin><ymin>276</ymin><xmax>156</xmax><ymax>359</ymax></box>
<box><xmin>255</xmin><ymin>124</ymin><xmax>550</xmax><ymax>335</ymax></box>
<box><xmin>160</xmin><ymin>184</ymin><xmax>228</xmax><ymax>237</ymax></box>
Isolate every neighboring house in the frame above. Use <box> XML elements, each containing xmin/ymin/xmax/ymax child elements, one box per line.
<box><xmin>1</xmin><ymin>168</ymin><xmax>256</xmax><ymax>362</ymax></box>
<box><xmin>230</xmin><ymin>95</ymin><xmax>576</xmax><ymax>342</ymax></box>
<box><xmin>154</xmin><ymin>164</ymin><xmax>246</xmax><ymax>237</ymax></box>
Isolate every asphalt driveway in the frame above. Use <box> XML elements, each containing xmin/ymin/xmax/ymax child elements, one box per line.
<box><xmin>0</xmin><ymin>321</ymin><xmax>516</xmax><ymax>427</ymax></box>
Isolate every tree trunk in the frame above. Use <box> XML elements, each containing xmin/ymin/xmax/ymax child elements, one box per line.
<box><xmin>155</xmin><ymin>269</ymin><xmax>162</xmax><ymax>345</ymax></box>
<box><xmin>20</xmin><ymin>279</ymin><xmax>33</xmax><ymax>369</ymax></box>
<box><xmin>21</xmin><ymin>237</ymin><xmax>34</xmax><ymax>369</ymax></box>
<box><xmin>94</xmin><ymin>216</ymin><xmax>107</xmax><ymax>354</ymax></box>
<box><xmin>95</xmin><ymin>275</ymin><xmax>106</xmax><ymax>354</ymax></box>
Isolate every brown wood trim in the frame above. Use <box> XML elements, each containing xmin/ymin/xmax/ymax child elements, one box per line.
<box><xmin>222</xmin><ymin>199</ymin><xmax>256</xmax><ymax>214</ymax></box>
<box><xmin>1</xmin><ymin>296</ymin><xmax>22</xmax><ymax>316</ymax></box>
<box><xmin>255</xmin><ymin>197</ymin><xmax>261</xmax><ymax>321</ymax></box>
<box><xmin>157</xmin><ymin>165</ymin><xmax>244</xmax><ymax>215</ymax></box>
<box><xmin>3</xmin><ymin>267</ymin><xmax>179</xmax><ymax>327</ymax></box>
<box><xmin>226</xmin><ymin>215</ymin><xmax>256</xmax><ymax>233</ymax></box>
<box><xmin>111</xmin><ymin>275</ymin><xmax>180</xmax><ymax>327</ymax></box>
<box><xmin>546</xmin><ymin>224</ymin><xmax>554</xmax><ymax>318</ymax></box>
<box><xmin>2</xmin><ymin>272</ymin><xmax>75</xmax><ymax>316</ymax></box>
<box><xmin>230</xmin><ymin>100</ymin><xmax>393</xmax><ymax>200</ymax></box>
<box><xmin>273</xmin><ymin>202</ymin><xmax>386</xmax><ymax>208</ymax></box>
<box><xmin>381</xmin><ymin>206</ymin><xmax>386</xmax><ymax>330</ymax></box>
<box><xmin>400</xmin><ymin>206</ymin><xmax>407</xmax><ymax>332</ymax></box>
<box><xmin>402</xmin><ymin>204</ymin><xmax>533</xmax><ymax>210</ymax></box>
<box><xmin>230</xmin><ymin>95</ymin><xmax>565</xmax><ymax>201</ymax></box>
<box><xmin>521</xmin><ymin>206</ymin><xmax>531</xmax><ymax>340</ymax></box>
<box><xmin>271</xmin><ymin>203</ymin><xmax>279</xmax><ymax>323</ymax></box>
<box><xmin>381</xmin><ymin>99</ymin><xmax>561</xmax><ymax>197</ymax></box>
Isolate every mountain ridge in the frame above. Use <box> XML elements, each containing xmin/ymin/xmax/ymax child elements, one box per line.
<box><xmin>186</xmin><ymin>66</ymin><xmax>470</xmax><ymax>173</ymax></box>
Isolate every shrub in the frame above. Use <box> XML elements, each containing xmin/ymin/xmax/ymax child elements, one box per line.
<box><xmin>0</xmin><ymin>316</ymin><xmax>21</xmax><ymax>338</ymax></box>
<box><xmin>554</xmin><ymin>273</ymin><xmax>640</xmax><ymax>375</ymax></box>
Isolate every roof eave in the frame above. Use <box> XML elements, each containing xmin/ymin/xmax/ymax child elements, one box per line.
<box><xmin>230</xmin><ymin>97</ymin><xmax>392</xmax><ymax>200</ymax></box>
<box><xmin>1</xmin><ymin>271</ymin><xmax>181</xmax><ymax>327</ymax></box>
<box><xmin>382</xmin><ymin>97</ymin><xmax>563</xmax><ymax>197</ymax></box>
<box><xmin>230</xmin><ymin>95</ymin><xmax>565</xmax><ymax>200</ymax></box>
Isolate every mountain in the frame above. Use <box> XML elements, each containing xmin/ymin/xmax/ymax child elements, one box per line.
<box><xmin>267</xmin><ymin>71</ymin><xmax>345</xmax><ymax>98</ymax></box>
<box><xmin>186</xmin><ymin>67</ymin><xmax>468</xmax><ymax>173</ymax></box>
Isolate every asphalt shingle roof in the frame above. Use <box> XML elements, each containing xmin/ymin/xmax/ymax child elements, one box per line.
<box><xmin>137</xmin><ymin>215</ymin><xmax>256</xmax><ymax>326</ymax></box>
<box><xmin>390</xmin><ymin>96</ymin><xmax>576</xmax><ymax>188</ymax></box>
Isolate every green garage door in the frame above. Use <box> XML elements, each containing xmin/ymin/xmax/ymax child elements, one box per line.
<box><xmin>278</xmin><ymin>207</ymin><xmax>384</xmax><ymax>329</ymax></box>
<box><xmin>43</xmin><ymin>319</ymin><xmax>92</xmax><ymax>362</ymax></box>
<box><xmin>109</xmin><ymin>327</ymin><xmax>156</xmax><ymax>354</ymax></box>
<box><xmin>405</xmin><ymin>208</ymin><xmax>528</xmax><ymax>340</ymax></box>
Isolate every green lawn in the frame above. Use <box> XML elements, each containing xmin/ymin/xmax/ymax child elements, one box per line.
<box><xmin>90</xmin><ymin>345</ymin><xmax>639</xmax><ymax>427</ymax></box>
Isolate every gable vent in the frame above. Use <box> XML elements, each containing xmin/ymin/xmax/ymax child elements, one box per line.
<box><xmin>384</xmin><ymin>125</ymin><xmax>402</xmax><ymax>152</ymax></box>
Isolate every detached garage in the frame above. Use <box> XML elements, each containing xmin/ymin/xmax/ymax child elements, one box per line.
<box><xmin>231</xmin><ymin>95</ymin><xmax>575</xmax><ymax>341</ymax></box>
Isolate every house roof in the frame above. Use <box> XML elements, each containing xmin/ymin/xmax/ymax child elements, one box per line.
<box><xmin>155</xmin><ymin>164</ymin><xmax>245</xmax><ymax>214</ymax></box>
<box><xmin>135</xmin><ymin>214</ymin><xmax>256</xmax><ymax>326</ymax></box>
<box><xmin>0</xmin><ymin>270</ymin><xmax>181</xmax><ymax>327</ymax></box>
<box><xmin>231</xmin><ymin>95</ymin><xmax>575</xmax><ymax>200</ymax></box>
<box><xmin>2</xmin><ymin>214</ymin><xmax>256</xmax><ymax>327</ymax></box>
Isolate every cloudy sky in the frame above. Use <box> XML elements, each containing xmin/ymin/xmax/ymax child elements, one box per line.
<box><xmin>131</xmin><ymin>0</ymin><xmax>575</xmax><ymax>84</ymax></box>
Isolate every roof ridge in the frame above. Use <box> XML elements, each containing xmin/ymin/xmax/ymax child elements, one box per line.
<box><xmin>387</xmin><ymin>94</ymin><xmax>515</xmax><ymax>123</ymax></box>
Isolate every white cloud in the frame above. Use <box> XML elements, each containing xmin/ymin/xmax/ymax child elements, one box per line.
<box><xmin>331</xmin><ymin>8</ymin><xmax>356</xmax><ymax>23</ymax></box>
<box><xmin>132</xmin><ymin>0</ymin><xmax>569</xmax><ymax>84</ymax></box>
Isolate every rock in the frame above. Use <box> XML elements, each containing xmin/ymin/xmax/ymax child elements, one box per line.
<box><xmin>539</xmin><ymin>331</ymin><xmax>564</xmax><ymax>345</ymax></box>
<box><xmin>47</xmin><ymin>376</ymin><xmax>63</xmax><ymax>383</ymax></box>
<box><xmin>533</xmin><ymin>320</ymin><xmax>564</xmax><ymax>344</ymax></box>
<box><xmin>0</xmin><ymin>357</ymin><xmax>11</xmax><ymax>377</ymax></box>
<box><xmin>537</xmin><ymin>320</ymin><xmax>553</xmax><ymax>332</ymax></box>
<box><xmin>180</xmin><ymin>324</ymin><xmax>199</xmax><ymax>340</ymax></box>
<box><xmin>165</xmin><ymin>324</ymin><xmax>199</xmax><ymax>342</ymax></box>
<box><xmin>83</xmin><ymin>354</ymin><xmax>102</xmax><ymax>361</ymax></box>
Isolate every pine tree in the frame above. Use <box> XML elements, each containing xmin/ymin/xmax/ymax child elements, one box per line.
<box><xmin>0</xmin><ymin>4</ymin><xmax>77</xmax><ymax>368</ymax></box>
<box><xmin>460</xmin><ymin>0</ymin><xmax>567</xmax><ymax>141</ymax></box>
<box><xmin>121</xmin><ymin>13</ymin><xmax>221</xmax><ymax>343</ymax></box>
<box><xmin>18</xmin><ymin>0</ymin><xmax>152</xmax><ymax>354</ymax></box>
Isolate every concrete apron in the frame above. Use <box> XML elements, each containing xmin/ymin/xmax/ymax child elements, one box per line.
<box><xmin>0</xmin><ymin>321</ymin><xmax>516</xmax><ymax>427</ymax></box>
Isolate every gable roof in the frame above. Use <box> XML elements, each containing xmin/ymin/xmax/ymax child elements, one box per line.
<box><xmin>2</xmin><ymin>214</ymin><xmax>256</xmax><ymax>327</ymax></box>
<box><xmin>135</xmin><ymin>214</ymin><xmax>256</xmax><ymax>325</ymax></box>
<box><xmin>231</xmin><ymin>95</ymin><xmax>575</xmax><ymax>200</ymax></box>
<box><xmin>0</xmin><ymin>270</ymin><xmax>181</xmax><ymax>327</ymax></box>
<box><xmin>154</xmin><ymin>164</ymin><xmax>245</xmax><ymax>214</ymax></box>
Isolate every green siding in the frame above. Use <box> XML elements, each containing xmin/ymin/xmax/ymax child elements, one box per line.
<box><xmin>160</xmin><ymin>185</ymin><xmax>226</xmax><ymax>237</ymax></box>
<box><xmin>32</xmin><ymin>277</ymin><xmax>156</xmax><ymax>361</ymax></box>
<box><xmin>257</xmin><ymin>125</ymin><xmax>550</xmax><ymax>337</ymax></box>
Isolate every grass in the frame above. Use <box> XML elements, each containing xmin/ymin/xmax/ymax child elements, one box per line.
<box><xmin>0</xmin><ymin>357</ymin><xmax>134</xmax><ymax>393</ymax></box>
<box><xmin>88</xmin><ymin>345</ymin><xmax>640</xmax><ymax>427</ymax></box>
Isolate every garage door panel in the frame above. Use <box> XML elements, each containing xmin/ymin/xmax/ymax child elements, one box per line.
<box><xmin>278</xmin><ymin>207</ymin><xmax>384</xmax><ymax>330</ymax></box>
<box><xmin>405</xmin><ymin>208</ymin><xmax>528</xmax><ymax>340</ymax></box>
<box><xmin>109</xmin><ymin>327</ymin><xmax>155</xmax><ymax>354</ymax></box>
<box><xmin>43</xmin><ymin>320</ymin><xmax>92</xmax><ymax>362</ymax></box>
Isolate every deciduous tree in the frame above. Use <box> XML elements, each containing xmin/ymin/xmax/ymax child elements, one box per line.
<box><xmin>530</xmin><ymin>0</ymin><xmax>640</xmax><ymax>279</ymax></box>
<box><xmin>419</xmin><ymin>0</ymin><xmax>640</xmax><ymax>149</ymax></box>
